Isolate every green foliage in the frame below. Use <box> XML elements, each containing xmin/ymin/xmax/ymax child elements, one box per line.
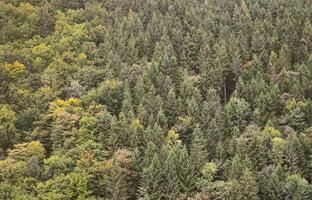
<box><xmin>196</xmin><ymin>162</ymin><xmax>218</xmax><ymax>189</ymax></box>
<box><xmin>1</xmin><ymin>0</ymin><xmax>312</xmax><ymax>199</ymax></box>
<box><xmin>284</xmin><ymin>174</ymin><xmax>312</xmax><ymax>200</ymax></box>
<box><xmin>43</xmin><ymin>155</ymin><xmax>74</xmax><ymax>179</ymax></box>
<box><xmin>225</xmin><ymin>97</ymin><xmax>250</xmax><ymax>135</ymax></box>
<box><xmin>258</xmin><ymin>164</ymin><xmax>285</xmax><ymax>200</ymax></box>
<box><xmin>0</xmin><ymin>104</ymin><xmax>17</xmax><ymax>153</ymax></box>
<box><xmin>8</xmin><ymin>141</ymin><xmax>45</xmax><ymax>161</ymax></box>
<box><xmin>139</xmin><ymin>154</ymin><xmax>163</xmax><ymax>200</ymax></box>
<box><xmin>36</xmin><ymin>172</ymin><xmax>95</xmax><ymax>200</ymax></box>
<box><xmin>190</xmin><ymin>124</ymin><xmax>208</xmax><ymax>170</ymax></box>
<box><xmin>236</xmin><ymin>169</ymin><xmax>259</xmax><ymax>200</ymax></box>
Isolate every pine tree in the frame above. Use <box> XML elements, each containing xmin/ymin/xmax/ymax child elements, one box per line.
<box><xmin>258</xmin><ymin>165</ymin><xmax>285</xmax><ymax>200</ymax></box>
<box><xmin>225</xmin><ymin>97</ymin><xmax>250</xmax><ymax>135</ymax></box>
<box><xmin>236</xmin><ymin>169</ymin><xmax>259</xmax><ymax>200</ymax></box>
<box><xmin>142</xmin><ymin>142</ymin><xmax>157</xmax><ymax>168</ymax></box>
<box><xmin>108</xmin><ymin>158</ymin><xmax>128</xmax><ymax>200</ymax></box>
<box><xmin>121</xmin><ymin>81</ymin><xmax>134</xmax><ymax>121</ymax></box>
<box><xmin>284</xmin><ymin>174</ymin><xmax>312</xmax><ymax>200</ymax></box>
<box><xmin>162</xmin><ymin>148</ymin><xmax>181</xmax><ymax>200</ymax></box>
<box><xmin>139</xmin><ymin>153</ymin><xmax>163</xmax><ymax>200</ymax></box>
<box><xmin>285</xmin><ymin>137</ymin><xmax>300</xmax><ymax>174</ymax></box>
<box><xmin>176</xmin><ymin>145</ymin><xmax>197</xmax><ymax>194</ymax></box>
<box><xmin>190</xmin><ymin>124</ymin><xmax>208</xmax><ymax>170</ymax></box>
<box><xmin>164</xmin><ymin>87</ymin><xmax>178</xmax><ymax>127</ymax></box>
<box><xmin>226</xmin><ymin>154</ymin><xmax>252</xmax><ymax>180</ymax></box>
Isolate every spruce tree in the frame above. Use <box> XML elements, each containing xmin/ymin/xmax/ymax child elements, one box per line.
<box><xmin>139</xmin><ymin>153</ymin><xmax>163</xmax><ymax>200</ymax></box>
<box><xmin>162</xmin><ymin>148</ymin><xmax>181</xmax><ymax>200</ymax></box>
<box><xmin>236</xmin><ymin>169</ymin><xmax>259</xmax><ymax>200</ymax></box>
<box><xmin>190</xmin><ymin>124</ymin><xmax>208</xmax><ymax>170</ymax></box>
<box><xmin>108</xmin><ymin>158</ymin><xmax>128</xmax><ymax>200</ymax></box>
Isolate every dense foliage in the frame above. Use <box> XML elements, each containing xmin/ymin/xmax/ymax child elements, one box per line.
<box><xmin>1</xmin><ymin>0</ymin><xmax>312</xmax><ymax>199</ymax></box>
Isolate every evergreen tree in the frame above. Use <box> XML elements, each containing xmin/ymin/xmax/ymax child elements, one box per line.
<box><xmin>176</xmin><ymin>145</ymin><xmax>197</xmax><ymax>194</ymax></box>
<box><xmin>162</xmin><ymin>148</ymin><xmax>181</xmax><ymax>199</ymax></box>
<box><xmin>236</xmin><ymin>169</ymin><xmax>259</xmax><ymax>200</ymax></box>
<box><xmin>0</xmin><ymin>105</ymin><xmax>17</xmax><ymax>153</ymax></box>
<box><xmin>258</xmin><ymin>165</ymin><xmax>285</xmax><ymax>200</ymax></box>
<box><xmin>190</xmin><ymin>124</ymin><xmax>208</xmax><ymax>170</ymax></box>
<box><xmin>139</xmin><ymin>153</ymin><xmax>163</xmax><ymax>200</ymax></box>
<box><xmin>108</xmin><ymin>158</ymin><xmax>128</xmax><ymax>200</ymax></box>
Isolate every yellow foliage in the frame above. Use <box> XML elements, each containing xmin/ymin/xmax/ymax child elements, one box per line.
<box><xmin>178</xmin><ymin>116</ymin><xmax>192</xmax><ymax>126</ymax></box>
<box><xmin>52</xmin><ymin>98</ymin><xmax>81</xmax><ymax>108</ymax></box>
<box><xmin>17</xmin><ymin>88</ymin><xmax>31</xmax><ymax>96</ymax></box>
<box><xmin>87</xmin><ymin>104</ymin><xmax>105</xmax><ymax>114</ymax></box>
<box><xmin>68</xmin><ymin>97</ymin><xmax>81</xmax><ymax>106</ymax></box>
<box><xmin>55</xmin><ymin>11</ymin><xmax>67</xmax><ymax>32</ymax></box>
<box><xmin>0</xmin><ymin>159</ymin><xmax>27</xmax><ymax>179</ymax></box>
<box><xmin>286</xmin><ymin>99</ymin><xmax>297</xmax><ymax>111</ymax></box>
<box><xmin>53</xmin><ymin>99</ymin><xmax>68</xmax><ymax>107</ymax></box>
<box><xmin>189</xmin><ymin>75</ymin><xmax>201</xmax><ymax>84</ymax></box>
<box><xmin>77</xmin><ymin>152</ymin><xmax>96</xmax><ymax>169</ymax></box>
<box><xmin>285</xmin><ymin>99</ymin><xmax>307</xmax><ymax>111</ymax></box>
<box><xmin>272</xmin><ymin>137</ymin><xmax>287</xmax><ymax>147</ymax></box>
<box><xmin>8</xmin><ymin>141</ymin><xmax>45</xmax><ymax>161</ymax></box>
<box><xmin>102</xmin><ymin>79</ymin><xmax>122</xmax><ymax>89</ymax></box>
<box><xmin>129</xmin><ymin>118</ymin><xmax>143</xmax><ymax>132</ymax></box>
<box><xmin>50</xmin><ymin>98</ymin><xmax>81</xmax><ymax>118</ymax></box>
<box><xmin>167</xmin><ymin>129</ymin><xmax>181</xmax><ymax>145</ymax></box>
<box><xmin>4</xmin><ymin>61</ymin><xmax>26</xmax><ymax>78</ymax></box>
<box><xmin>297</xmin><ymin>101</ymin><xmax>307</xmax><ymax>109</ymax></box>
<box><xmin>263</xmin><ymin>124</ymin><xmax>281</xmax><ymax>138</ymax></box>
<box><xmin>94</xmin><ymin>160</ymin><xmax>112</xmax><ymax>172</ymax></box>
<box><xmin>32</xmin><ymin>43</ymin><xmax>49</xmax><ymax>54</ymax></box>
<box><xmin>202</xmin><ymin>162</ymin><xmax>217</xmax><ymax>176</ymax></box>
<box><xmin>78</xmin><ymin>53</ymin><xmax>87</xmax><ymax>61</ymax></box>
<box><xmin>54</xmin><ymin>107</ymin><xmax>66</xmax><ymax>115</ymax></box>
<box><xmin>20</xmin><ymin>2</ymin><xmax>36</xmax><ymax>14</ymax></box>
<box><xmin>34</xmin><ymin>57</ymin><xmax>43</xmax><ymax>66</ymax></box>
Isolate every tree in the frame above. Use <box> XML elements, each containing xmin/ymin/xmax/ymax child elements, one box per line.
<box><xmin>258</xmin><ymin>165</ymin><xmax>285</xmax><ymax>200</ymax></box>
<box><xmin>236</xmin><ymin>169</ymin><xmax>259</xmax><ymax>200</ymax></box>
<box><xmin>190</xmin><ymin>124</ymin><xmax>208</xmax><ymax>170</ymax></box>
<box><xmin>43</xmin><ymin>155</ymin><xmax>74</xmax><ymax>179</ymax></box>
<box><xmin>121</xmin><ymin>81</ymin><xmax>134</xmax><ymax>120</ymax></box>
<box><xmin>0</xmin><ymin>104</ymin><xmax>17</xmax><ymax>153</ymax></box>
<box><xmin>139</xmin><ymin>153</ymin><xmax>163</xmax><ymax>200</ymax></box>
<box><xmin>8</xmin><ymin>140</ymin><xmax>45</xmax><ymax>161</ymax></box>
<box><xmin>284</xmin><ymin>175</ymin><xmax>312</xmax><ymax>200</ymax></box>
<box><xmin>176</xmin><ymin>145</ymin><xmax>197</xmax><ymax>194</ymax></box>
<box><xmin>236</xmin><ymin>124</ymin><xmax>268</xmax><ymax>170</ymax></box>
<box><xmin>162</xmin><ymin>148</ymin><xmax>181</xmax><ymax>199</ymax></box>
<box><xmin>196</xmin><ymin>162</ymin><xmax>218</xmax><ymax>189</ymax></box>
<box><xmin>225</xmin><ymin>97</ymin><xmax>250</xmax><ymax>136</ymax></box>
<box><xmin>107</xmin><ymin>158</ymin><xmax>128</xmax><ymax>200</ymax></box>
<box><xmin>36</xmin><ymin>172</ymin><xmax>95</xmax><ymax>200</ymax></box>
<box><xmin>270</xmin><ymin>137</ymin><xmax>287</xmax><ymax>165</ymax></box>
<box><xmin>91</xmin><ymin>79</ymin><xmax>124</xmax><ymax>115</ymax></box>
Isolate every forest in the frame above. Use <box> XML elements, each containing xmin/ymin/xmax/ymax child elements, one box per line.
<box><xmin>1</xmin><ymin>0</ymin><xmax>312</xmax><ymax>199</ymax></box>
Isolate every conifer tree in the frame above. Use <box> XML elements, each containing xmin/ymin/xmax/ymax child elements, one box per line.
<box><xmin>258</xmin><ymin>165</ymin><xmax>285</xmax><ymax>200</ymax></box>
<box><xmin>162</xmin><ymin>148</ymin><xmax>181</xmax><ymax>200</ymax></box>
<box><xmin>0</xmin><ymin>105</ymin><xmax>17</xmax><ymax>153</ymax></box>
<box><xmin>176</xmin><ymin>145</ymin><xmax>197</xmax><ymax>194</ymax></box>
<box><xmin>139</xmin><ymin>153</ymin><xmax>163</xmax><ymax>200</ymax></box>
<box><xmin>190</xmin><ymin>124</ymin><xmax>208</xmax><ymax>170</ymax></box>
<box><xmin>236</xmin><ymin>169</ymin><xmax>259</xmax><ymax>200</ymax></box>
<box><xmin>108</xmin><ymin>158</ymin><xmax>128</xmax><ymax>200</ymax></box>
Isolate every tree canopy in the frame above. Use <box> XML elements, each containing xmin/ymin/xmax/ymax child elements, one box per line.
<box><xmin>1</xmin><ymin>0</ymin><xmax>312</xmax><ymax>199</ymax></box>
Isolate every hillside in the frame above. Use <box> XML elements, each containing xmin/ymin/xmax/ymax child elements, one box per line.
<box><xmin>1</xmin><ymin>0</ymin><xmax>312</xmax><ymax>199</ymax></box>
